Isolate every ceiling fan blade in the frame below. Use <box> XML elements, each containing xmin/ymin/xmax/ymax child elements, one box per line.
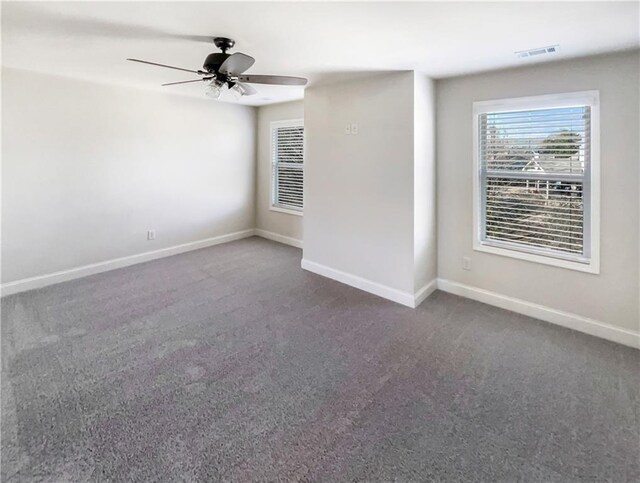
<box><xmin>237</xmin><ymin>82</ymin><xmax>258</xmax><ymax>96</ymax></box>
<box><xmin>11</xmin><ymin>8</ymin><xmax>215</xmax><ymax>44</ymax></box>
<box><xmin>127</xmin><ymin>58</ymin><xmax>206</xmax><ymax>75</ymax></box>
<box><xmin>162</xmin><ymin>78</ymin><xmax>212</xmax><ymax>86</ymax></box>
<box><xmin>172</xmin><ymin>35</ymin><xmax>215</xmax><ymax>44</ymax></box>
<box><xmin>218</xmin><ymin>53</ymin><xmax>255</xmax><ymax>75</ymax></box>
<box><xmin>237</xmin><ymin>74</ymin><xmax>307</xmax><ymax>86</ymax></box>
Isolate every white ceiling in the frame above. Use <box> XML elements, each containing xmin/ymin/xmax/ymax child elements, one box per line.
<box><xmin>3</xmin><ymin>1</ymin><xmax>639</xmax><ymax>106</ymax></box>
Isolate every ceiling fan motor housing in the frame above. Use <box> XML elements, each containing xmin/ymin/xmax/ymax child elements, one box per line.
<box><xmin>203</xmin><ymin>53</ymin><xmax>231</xmax><ymax>74</ymax></box>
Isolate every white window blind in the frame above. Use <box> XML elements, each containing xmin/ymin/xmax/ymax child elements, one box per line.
<box><xmin>271</xmin><ymin>120</ymin><xmax>304</xmax><ymax>212</ymax></box>
<box><xmin>473</xmin><ymin>92</ymin><xmax>600</xmax><ymax>271</ymax></box>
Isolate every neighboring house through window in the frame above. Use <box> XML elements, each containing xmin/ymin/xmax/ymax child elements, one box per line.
<box><xmin>473</xmin><ymin>91</ymin><xmax>600</xmax><ymax>273</ymax></box>
<box><xmin>271</xmin><ymin>119</ymin><xmax>304</xmax><ymax>215</ymax></box>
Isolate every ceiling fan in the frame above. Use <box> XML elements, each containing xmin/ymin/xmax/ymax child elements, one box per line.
<box><xmin>127</xmin><ymin>37</ymin><xmax>307</xmax><ymax>99</ymax></box>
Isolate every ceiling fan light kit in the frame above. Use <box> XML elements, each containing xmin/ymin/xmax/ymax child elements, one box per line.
<box><xmin>205</xmin><ymin>79</ymin><xmax>225</xmax><ymax>99</ymax></box>
<box><xmin>127</xmin><ymin>37</ymin><xmax>307</xmax><ymax>100</ymax></box>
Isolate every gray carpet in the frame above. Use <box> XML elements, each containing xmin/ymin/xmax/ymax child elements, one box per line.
<box><xmin>1</xmin><ymin>237</ymin><xmax>638</xmax><ymax>482</ymax></box>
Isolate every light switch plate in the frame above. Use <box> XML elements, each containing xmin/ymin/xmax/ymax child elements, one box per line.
<box><xmin>351</xmin><ymin>123</ymin><xmax>359</xmax><ymax>135</ymax></box>
<box><xmin>345</xmin><ymin>124</ymin><xmax>351</xmax><ymax>135</ymax></box>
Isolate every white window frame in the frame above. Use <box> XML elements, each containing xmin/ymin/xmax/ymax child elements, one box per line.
<box><xmin>472</xmin><ymin>91</ymin><xmax>600</xmax><ymax>274</ymax></box>
<box><xmin>270</xmin><ymin>119</ymin><xmax>304</xmax><ymax>216</ymax></box>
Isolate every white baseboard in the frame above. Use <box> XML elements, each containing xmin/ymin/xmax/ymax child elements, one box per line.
<box><xmin>1</xmin><ymin>229</ymin><xmax>256</xmax><ymax>297</ymax></box>
<box><xmin>255</xmin><ymin>229</ymin><xmax>303</xmax><ymax>249</ymax></box>
<box><xmin>6</xmin><ymin>232</ymin><xmax>634</xmax><ymax>348</ymax></box>
<box><xmin>301</xmin><ymin>259</ymin><xmax>415</xmax><ymax>307</ymax></box>
<box><xmin>437</xmin><ymin>278</ymin><xmax>639</xmax><ymax>349</ymax></box>
<box><xmin>414</xmin><ymin>279</ymin><xmax>438</xmax><ymax>308</ymax></box>
<box><xmin>301</xmin><ymin>259</ymin><xmax>437</xmax><ymax>309</ymax></box>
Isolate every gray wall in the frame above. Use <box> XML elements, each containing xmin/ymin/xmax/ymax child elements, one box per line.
<box><xmin>256</xmin><ymin>100</ymin><xmax>304</xmax><ymax>241</ymax></box>
<box><xmin>303</xmin><ymin>72</ymin><xmax>435</xmax><ymax>295</ymax></box>
<box><xmin>2</xmin><ymin>68</ymin><xmax>256</xmax><ymax>283</ymax></box>
<box><xmin>436</xmin><ymin>50</ymin><xmax>639</xmax><ymax>332</ymax></box>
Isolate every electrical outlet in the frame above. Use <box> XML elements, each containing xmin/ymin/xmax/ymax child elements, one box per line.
<box><xmin>147</xmin><ymin>230</ymin><xmax>156</xmax><ymax>241</ymax></box>
<box><xmin>345</xmin><ymin>124</ymin><xmax>351</xmax><ymax>135</ymax></box>
<box><xmin>351</xmin><ymin>123</ymin><xmax>359</xmax><ymax>135</ymax></box>
<box><xmin>462</xmin><ymin>257</ymin><xmax>471</xmax><ymax>271</ymax></box>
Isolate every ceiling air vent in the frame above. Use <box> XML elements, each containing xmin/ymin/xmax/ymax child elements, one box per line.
<box><xmin>515</xmin><ymin>45</ymin><xmax>560</xmax><ymax>59</ymax></box>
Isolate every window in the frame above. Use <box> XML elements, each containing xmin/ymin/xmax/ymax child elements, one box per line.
<box><xmin>473</xmin><ymin>91</ymin><xmax>599</xmax><ymax>273</ymax></box>
<box><xmin>271</xmin><ymin>119</ymin><xmax>304</xmax><ymax>215</ymax></box>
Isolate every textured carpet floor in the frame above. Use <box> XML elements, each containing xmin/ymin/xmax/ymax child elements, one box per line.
<box><xmin>1</xmin><ymin>237</ymin><xmax>638</xmax><ymax>482</ymax></box>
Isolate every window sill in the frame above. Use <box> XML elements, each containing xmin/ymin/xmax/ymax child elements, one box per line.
<box><xmin>473</xmin><ymin>241</ymin><xmax>599</xmax><ymax>274</ymax></box>
<box><xmin>270</xmin><ymin>206</ymin><xmax>303</xmax><ymax>217</ymax></box>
